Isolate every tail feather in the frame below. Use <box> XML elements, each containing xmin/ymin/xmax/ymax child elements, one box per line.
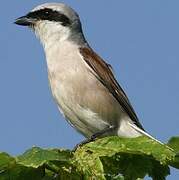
<box><xmin>128</xmin><ymin>122</ymin><xmax>164</xmax><ymax>145</ymax></box>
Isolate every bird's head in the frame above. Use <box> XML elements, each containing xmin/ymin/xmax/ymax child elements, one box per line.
<box><xmin>15</xmin><ymin>3</ymin><xmax>85</xmax><ymax>48</ymax></box>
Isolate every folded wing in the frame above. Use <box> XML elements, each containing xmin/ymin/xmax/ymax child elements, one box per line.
<box><xmin>80</xmin><ymin>47</ymin><xmax>144</xmax><ymax>131</ymax></box>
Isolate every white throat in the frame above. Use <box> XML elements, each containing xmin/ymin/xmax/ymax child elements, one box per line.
<box><xmin>34</xmin><ymin>21</ymin><xmax>71</xmax><ymax>51</ymax></box>
<box><xmin>33</xmin><ymin>20</ymin><xmax>88</xmax><ymax>73</ymax></box>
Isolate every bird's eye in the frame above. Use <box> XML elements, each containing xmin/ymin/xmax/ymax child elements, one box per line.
<box><xmin>44</xmin><ymin>10</ymin><xmax>50</xmax><ymax>16</ymax></box>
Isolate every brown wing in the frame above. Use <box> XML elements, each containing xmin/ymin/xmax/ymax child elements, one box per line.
<box><xmin>80</xmin><ymin>47</ymin><xmax>144</xmax><ymax>131</ymax></box>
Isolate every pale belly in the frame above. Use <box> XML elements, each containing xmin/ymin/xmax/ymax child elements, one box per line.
<box><xmin>48</xmin><ymin>68</ymin><xmax>122</xmax><ymax>138</ymax></box>
<box><xmin>45</xmin><ymin>42</ymin><xmax>142</xmax><ymax>138</ymax></box>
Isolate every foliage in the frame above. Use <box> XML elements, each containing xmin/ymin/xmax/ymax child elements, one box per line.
<box><xmin>0</xmin><ymin>136</ymin><xmax>179</xmax><ymax>180</ymax></box>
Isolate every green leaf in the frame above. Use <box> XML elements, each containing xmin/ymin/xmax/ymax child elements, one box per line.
<box><xmin>17</xmin><ymin>147</ymin><xmax>72</xmax><ymax>167</ymax></box>
<box><xmin>0</xmin><ymin>148</ymin><xmax>82</xmax><ymax>180</ymax></box>
<box><xmin>17</xmin><ymin>147</ymin><xmax>81</xmax><ymax>179</ymax></box>
<box><xmin>74</xmin><ymin>136</ymin><xmax>174</xmax><ymax>179</ymax></box>
<box><xmin>0</xmin><ymin>136</ymin><xmax>178</xmax><ymax>179</ymax></box>
<box><xmin>167</xmin><ymin>136</ymin><xmax>179</xmax><ymax>169</ymax></box>
<box><xmin>0</xmin><ymin>152</ymin><xmax>15</xmax><ymax>169</ymax></box>
<box><xmin>167</xmin><ymin>137</ymin><xmax>179</xmax><ymax>153</ymax></box>
<box><xmin>0</xmin><ymin>152</ymin><xmax>45</xmax><ymax>180</ymax></box>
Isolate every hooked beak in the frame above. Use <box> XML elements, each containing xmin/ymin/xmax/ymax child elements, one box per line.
<box><xmin>14</xmin><ymin>16</ymin><xmax>37</xmax><ymax>26</ymax></box>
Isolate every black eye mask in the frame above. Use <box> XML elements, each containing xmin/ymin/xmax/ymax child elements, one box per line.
<box><xmin>26</xmin><ymin>8</ymin><xmax>71</xmax><ymax>26</ymax></box>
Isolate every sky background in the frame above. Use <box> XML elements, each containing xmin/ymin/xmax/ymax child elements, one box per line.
<box><xmin>0</xmin><ymin>0</ymin><xmax>179</xmax><ymax>179</ymax></box>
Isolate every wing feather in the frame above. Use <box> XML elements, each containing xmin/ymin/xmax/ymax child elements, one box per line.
<box><xmin>80</xmin><ymin>47</ymin><xmax>144</xmax><ymax>131</ymax></box>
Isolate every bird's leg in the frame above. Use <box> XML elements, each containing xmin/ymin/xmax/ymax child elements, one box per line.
<box><xmin>73</xmin><ymin>126</ymin><xmax>115</xmax><ymax>151</ymax></box>
<box><xmin>90</xmin><ymin>125</ymin><xmax>115</xmax><ymax>140</ymax></box>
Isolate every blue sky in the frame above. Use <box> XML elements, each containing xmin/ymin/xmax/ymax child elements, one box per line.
<box><xmin>1</xmin><ymin>1</ymin><xmax>179</xmax><ymax>179</ymax></box>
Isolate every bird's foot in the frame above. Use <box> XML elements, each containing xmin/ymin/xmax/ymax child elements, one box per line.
<box><xmin>73</xmin><ymin>126</ymin><xmax>115</xmax><ymax>151</ymax></box>
<box><xmin>73</xmin><ymin>137</ymin><xmax>95</xmax><ymax>152</ymax></box>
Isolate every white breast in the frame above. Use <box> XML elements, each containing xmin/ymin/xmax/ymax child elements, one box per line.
<box><xmin>46</xmin><ymin>41</ymin><xmax>111</xmax><ymax>137</ymax></box>
<box><xmin>45</xmin><ymin>40</ymin><xmax>142</xmax><ymax>138</ymax></box>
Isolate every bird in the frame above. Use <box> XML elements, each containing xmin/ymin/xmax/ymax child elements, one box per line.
<box><xmin>15</xmin><ymin>3</ymin><xmax>160</xmax><ymax>146</ymax></box>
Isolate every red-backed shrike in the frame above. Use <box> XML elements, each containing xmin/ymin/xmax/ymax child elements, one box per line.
<box><xmin>15</xmin><ymin>3</ymin><xmax>160</xmax><ymax>145</ymax></box>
